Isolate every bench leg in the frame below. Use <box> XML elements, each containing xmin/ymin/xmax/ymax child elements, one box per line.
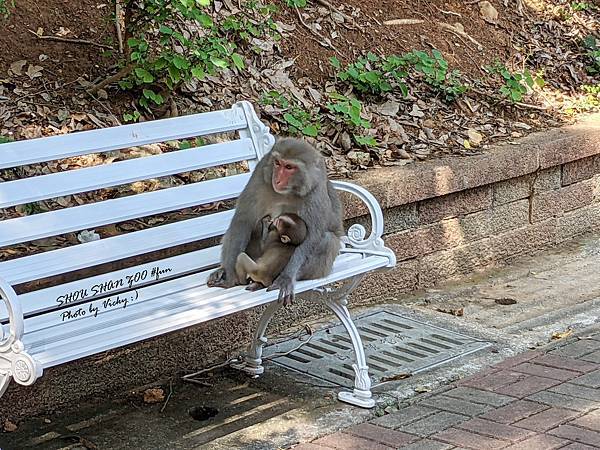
<box><xmin>322</xmin><ymin>276</ymin><xmax>375</xmax><ymax>409</ymax></box>
<box><xmin>231</xmin><ymin>300</ymin><xmax>283</xmax><ymax>376</ymax></box>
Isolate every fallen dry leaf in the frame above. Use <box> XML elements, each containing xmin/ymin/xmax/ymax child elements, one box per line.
<box><xmin>26</xmin><ymin>64</ymin><xmax>44</xmax><ymax>80</ymax></box>
<box><xmin>77</xmin><ymin>230</ymin><xmax>101</xmax><ymax>243</ymax></box>
<box><xmin>436</xmin><ymin>307</ymin><xmax>464</xmax><ymax>317</ymax></box>
<box><xmin>551</xmin><ymin>328</ymin><xmax>573</xmax><ymax>340</ymax></box>
<box><xmin>143</xmin><ymin>387</ymin><xmax>165</xmax><ymax>403</ymax></box>
<box><xmin>56</xmin><ymin>26</ymin><xmax>72</xmax><ymax>37</ymax></box>
<box><xmin>381</xmin><ymin>372</ymin><xmax>412</xmax><ymax>382</ymax></box>
<box><xmin>479</xmin><ymin>1</ymin><xmax>498</xmax><ymax>23</ymax></box>
<box><xmin>494</xmin><ymin>297</ymin><xmax>518</xmax><ymax>305</ymax></box>
<box><xmin>467</xmin><ymin>129</ymin><xmax>483</xmax><ymax>146</ymax></box>
<box><xmin>3</xmin><ymin>419</ymin><xmax>18</xmax><ymax>432</ymax></box>
<box><xmin>9</xmin><ymin>60</ymin><xmax>27</xmax><ymax>76</ymax></box>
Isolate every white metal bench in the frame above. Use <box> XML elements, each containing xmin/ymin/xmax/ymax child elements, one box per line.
<box><xmin>0</xmin><ymin>101</ymin><xmax>396</xmax><ymax>408</ymax></box>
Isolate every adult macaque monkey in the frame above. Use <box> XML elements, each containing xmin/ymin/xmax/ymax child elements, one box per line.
<box><xmin>235</xmin><ymin>213</ymin><xmax>308</xmax><ymax>291</ymax></box>
<box><xmin>207</xmin><ymin>138</ymin><xmax>344</xmax><ymax>304</ymax></box>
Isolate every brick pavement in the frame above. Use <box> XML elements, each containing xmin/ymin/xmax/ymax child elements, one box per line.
<box><xmin>294</xmin><ymin>331</ymin><xmax>600</xmax><ymax>450</ymax></box>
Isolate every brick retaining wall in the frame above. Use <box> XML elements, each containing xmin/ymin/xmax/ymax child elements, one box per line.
<box><xmin>345</xmin><ymin>114</ymin><xmax>600</xmax><ymax>302</ymax></box>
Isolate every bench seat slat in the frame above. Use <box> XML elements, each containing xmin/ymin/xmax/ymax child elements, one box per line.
<box><xmin>24</xmin><ymin>253</ymin><xmax>365</xmax><ymax>338</ymax></box>
<box><xmin>0</xmin><ymin>138</ymin><xmax>255</xmax><ymax>209</ymax></box>
<box><xmin>0</xmin><ymin>246</ymin><xmax>222</xmax><ymax>321</ymax></box>
<box><xmin>0</xmin><ymin>108</ymin><xmax>247</xmax><ymax>169</ymax></box>
<box><xmin>25</xmin><ymin>254</ymin><xmax>389</xmax><ymax>367</ymax></box>
<box><xmin>23</xmin><ymin>252</ymin><xmax>364</xmax><ymax>338</ymax></box>
<box><xmin>0</xmin><ymin>210</ymin><xmax>235</xmax><ymax>285</ymax></box>
<box><xmin>0</xmin><ymin>173</ymin><xmax>250</xmax><ymax>247</ymax></box>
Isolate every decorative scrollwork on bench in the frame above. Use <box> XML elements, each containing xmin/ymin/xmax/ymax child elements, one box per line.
<box><xmin>235</xmin><ymin>101</ymin><xmax>276</xmax><ymax>159</ymax></box>
<box><xmin>0</xmin><ymin>276</ymin><xmax>42</xmax><ymax>395</ymax></box>
<box><xmin>332</xmin><ymin>181</ymin><xmax>396</xmax><ymax>267</ymax></box>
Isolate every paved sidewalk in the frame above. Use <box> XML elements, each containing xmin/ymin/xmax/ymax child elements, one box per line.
<box><xmin>295</xmin><ymin>330</ymin><xmax>600</xmax><ymax>450</ymax></box>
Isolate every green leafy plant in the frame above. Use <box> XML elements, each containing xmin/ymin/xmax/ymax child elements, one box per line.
<box><xmin>261</xmin><ymin>91</ymin><xmax>321</xmax><ymax>137</ymax></box>
<box><xmin>100</xmin><ymin>0</ymin><xmax>277</xmax><ymax>111</ymax></box>
<box><xmin>331</xmin><ymin>50</ymin><xmax>466</xmax><ymax>102</ymax></box>
<box><xmin>330</xmin><ymin>53</ymin><xmax>394</xmax><ymax>95</ymax></box>
<box><xmin>0</xmin><ymin>0</ymin><xmax>13</xmax><ymax>18</ymax></box>
<box><xmin>123</xmin><ymin>111</ymin><xmax>142</xmax><ymax>123</ymax></box>
<box><xmin>222</xmin><ymin>3</ymin><xmax>279</xmax><ymax>45</ymax></box>
<box><xmin>330</xmin><ymin>53</ymin><xmax>408</xmax><ymax>96</ymax></box>
<box><xmin>326</xmin><ymin>93</ymin><xmax>376</xmax><ymax>146</ymax></box>
<box><xmin>486</xmin><ymin>62</ymin><xmax>544</xmax><ymax>102</ymax></box>
<box><xmin>354</xmin><ymin>135</ymin><xmax>377</xmax><ymax>147</ymax></box>
<box><xmin>22</xmin><ymin>202</ymin><xmax>45</xmax><ymax>216</ymax></box>
<box><xmin>571</xmin><ymin>1</ymin><xmax>594</xmax><ymax>11</ymax></box>
<box><xmin>404</xmin><ymin>49</ymin><xmax>467</xmax><ymax>101</ymax></box>
<box><xmin>285</xmin><ymin>0</ymin><xmax>307</xmax><ymax>7</ymax></box>
<box><xmin>564</xmin><ymin>84</ymin><xmax>600</xmax><ymax>115</ymax></box>
<box><xmin>583</xmin><ymin>35</ymin><xmax>600</xmax><ymax>74</ymax></box>
<box><xmin>326</xmin><ymin>93</ymin><xmax>371</xmax><ymax>128</ymax></box>
<box><xmin>179</xmin><ymin>137</ymin><xmax>206</xmax><ymax>149</ymax></box>
<box><xmin>579</xmin><ymin>84</ymin><xmax>600</xmax><ymax>109</ymax></box>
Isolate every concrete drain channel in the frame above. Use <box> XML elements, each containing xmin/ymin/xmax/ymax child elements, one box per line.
<box><xmin>264</xmin><ymin>310</ymin><xmax>491</xmax><ymax>387</ymax></box>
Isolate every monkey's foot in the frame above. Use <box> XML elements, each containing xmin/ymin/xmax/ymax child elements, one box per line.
<box><xmin>207</xmin><ymin>268</ymin><xmax>225</xmax><ymax>287</ymax></box>
<box><xmin>245</xmin><ymin>282</ymin><xmax>264</xmax><ymax>292</ymax></box>
<box><xmin>279</xmin><ymin>297</ymin><xmax>294</xmax><ymax>307</ymax></box>
<box><xmin>338</xmin><ymin>389</ymin><xmax>376</xmax><ymax>409</ymax></box>
<box><xmin>207</xmin><ymin>268</ymin><xmax>235</xmax><ymax>288</ymax></box>
<box><xmin>267</xmin><ymin>274</ymin><xmax>295</xmax><ymax>305</ymax></box>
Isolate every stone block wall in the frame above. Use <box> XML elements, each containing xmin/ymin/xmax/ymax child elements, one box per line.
<box><xmin>346</xmin><ymin>115</ymin><xmax>600</xmax><ymax>303</ymax></box>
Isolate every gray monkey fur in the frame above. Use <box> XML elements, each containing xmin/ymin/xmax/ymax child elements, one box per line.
<box><xmin>207</xmin><ymin>138</ymin><xmax>343</xmax><ymax>304</ymax></box>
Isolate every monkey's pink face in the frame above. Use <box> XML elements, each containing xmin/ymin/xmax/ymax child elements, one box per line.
<box><xmin>272</xmin><ymin>158</ymin><xmax>298</xmax><ymax>194</ymax></box>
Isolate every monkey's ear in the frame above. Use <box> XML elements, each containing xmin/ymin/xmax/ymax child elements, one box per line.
<box><xmin>280</xmin><ymin>235</ymin><xmax>291</xmax><ymax>244</ymax></box>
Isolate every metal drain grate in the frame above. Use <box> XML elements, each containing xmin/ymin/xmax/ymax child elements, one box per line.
<box><xmin>264</xmin><ymin>310</ymin><xmax>491</xmax><ymax>387</ymax></box>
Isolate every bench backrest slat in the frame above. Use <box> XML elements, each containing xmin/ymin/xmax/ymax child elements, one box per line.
<box><xmin>0</xmin><ymin>209</ymin><xmax>234</xmax><ymax>285</ymax></box>
<box><xmin>0</xmin><ymin>108</ymin><xmax>247</xmax><ymax>169</ymax></box>
<box><xmin>0</xmin><ymin>101</ymin><xmax>276</xmax><ymax>328</ymax></box>
<box><xmin>0</xmin><ymin>138</ymin><xmax>254</xmax><ymax>209</ymax></box>
<box><xmin>0</xmin><ymin>173</ymin><xmax>250</xmax><ymax>247</ymax></box>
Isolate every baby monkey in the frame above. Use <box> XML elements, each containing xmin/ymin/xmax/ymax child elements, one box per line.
<box><xmin>235</xmin><ymin>213</ymin><xmax>308</xmax><ymax>291</ymax></box>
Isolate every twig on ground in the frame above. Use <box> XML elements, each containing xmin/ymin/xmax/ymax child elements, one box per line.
<box><xmin>115</xmin><ymin>0</ymin><xmax>124</xmax><ymax>54</ymax></box>
<box><xmin>432</xmin><ymin>5</ymin><xmax>462</xmax><ymax>17</ymax></box>
<box><xmin>88</xmin><ymin>65</ymin><xmax>133</xmax><ymax>94</ymax></box>
<box><xmin>85</xmin><ymin>90</ymin><xmax>122</xmax><ymax>125</ymax></box>
<box><xmin>263</xmin><ymin>325</ymin><xmax>314</xmax><ymax>361</ymax></box>
<box><xmin>160</xmin><ymin>378</ymin><xmax>173</xmax><ymax>413</ymax></box>
<box><xmin>295</xmin><ymin>7</ymin><xmax>343</xmax><ymax>57</ymax></box>
<box><xmin>383</xmin><ymin>19</ymin><xmax>424</xmax><ymax>26</ymax></box>
<box><xmin>182</xmin><ymin>355</ymin><xmax>240</xmax><ymax>382</ymax></box>
<box><xmin>312</xmin><ymin>0</ymin><xmax>359</xmax><ymax>27</ymax></box>
<box><xmin>439</xmin><ymin>22</ymin><xmax>483</xmax><ymax>50</ymax></box>
<box><xmin>27</xmin><ymin>29</ymin><xmax>114</xmax><ymax>50</ymax></box>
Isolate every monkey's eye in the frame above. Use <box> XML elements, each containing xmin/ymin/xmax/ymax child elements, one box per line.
<box><xmin>285</xmin><ymin>164</ymin><xmax>294</xmax><ymax>171</ymax></box>
<box><xmin>274</xmin><ymin>160</ymin><xmax>281</xmax><ymax>166</ymax></box>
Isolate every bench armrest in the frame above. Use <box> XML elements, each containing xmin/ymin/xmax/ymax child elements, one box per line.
<box><xmin>0</xmin><ymin>275</ymin><xmax>23</xmax><ymax>344</ymax></box>
<box><xmin>332</xmin><ymin>181</ymin><xmax>396</xmax><ymax>268</ymax></box>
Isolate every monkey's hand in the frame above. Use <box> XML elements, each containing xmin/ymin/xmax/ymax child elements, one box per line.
<box><xmin>207</xmin><ymin>267</ymin><xmax>235</xmax><ymax>288</ymax></box>
<box><xmin>267</xmin><ymin>274</ymin><xmax>295</xmax><ymax>306</ymax></box>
